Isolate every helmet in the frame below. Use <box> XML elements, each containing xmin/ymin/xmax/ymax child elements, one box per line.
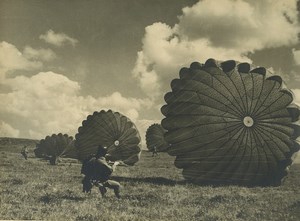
<box><xmin>96</xmin><ymin>145</ymin><xmax>107</xmax><ymax>157</ymax></box>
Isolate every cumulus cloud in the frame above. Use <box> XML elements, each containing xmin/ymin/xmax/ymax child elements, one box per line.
<box><xmin>132</xmin><ymin>0</ymin><xmax>300</xmax><ymax>99</ymax></box>
<box><xmin>0</xmin><ymin>121</ymin><xmax>20</xmax><ymax>137</ymax></box>
<box><xmin>292</xmin><ymin>89</ymin><xmax>300</xmax><ymax>106</ymax></box>
<box><xmin>0</xmin><ymin>41</ymin><xmax>58</xmax><ymax>81</ymax></box>
<box><xmin>0</xmin><ymin>41</ymin><xmax>42</xmax><ymax>79</ymax></box>
<box><xmin>0</xmin><ymin>41</ymin><xmax>153</xmax><ymax>143</ymax></box>
<box><xmin>135</xmin><ymin>119</ymin><xmax>161</xmax><ymax>147</ymax></box>
<box><xmin>39</xmin><ymin>29</ymin><xmax>78</xmax><ymax>47</ymax></box>
<box><xmin>23</xmin><ymin>46</ymin><xmax>57</xmax><ymax>61</ymax></box>
<box><xmin>132</xmin><ymin>51</ymin><xmax>161</xmax><ymax>98</ymax></box>
<box><xmin>292</xmin><ymin>48</ymin><xmax>300</xmax><ymax>65</ymax></box>
<box><xmin>177</xmin><ymin>0</ymin><xmax>299</xmax><ymax>50</ymax></box>
<box><xmin>95</xmin><ymin>92</ymin><xmax>152</xmax><ymax>121</ymax></box>
<box><xmin>0</xmin><ymin>72</ymin><xmax>82</xmax><ymax>138</ymax></box>
<box><xmin>0</xmin><ymin>71</ymin><xmax>151</xmax><ymax>139</ymax></box>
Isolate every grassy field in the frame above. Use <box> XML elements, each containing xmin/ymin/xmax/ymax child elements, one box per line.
<box><xmin>0</xmin><ymin>138</ymin><xmax>300</xmax><ymax>221</ymax></box>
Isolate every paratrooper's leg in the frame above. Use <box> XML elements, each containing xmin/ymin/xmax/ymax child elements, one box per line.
<box><xmin>104</xmin><ymin>180</ymin><xmax>121</xmax><ymax>198</ymax></box>
<box><xmin>98</xmin><ymin>183</ymin><xmax>107</xmax><ymax>197</ymax></box>
<box><xmin>82</xmin><ymin>176</ymin><xmax>93</xmax><ymax>193</ymax></box>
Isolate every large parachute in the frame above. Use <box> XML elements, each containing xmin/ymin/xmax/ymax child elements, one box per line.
<box><xmin>75</xmin><ymin>109</ymin><xmax>141</xmax><ymax>165</ymax></box>
<box><xmin>145</xmin><ymin>123</ymin><xmax>169</xmax><ymax>152</ymax></box>
<box><xmin>34</xmin><ymin>133</ymin><xmax>77</xmax><ymax>162</ymax></box>
<box><xmin>161</xmin><ymin>58</ymin><xmax>300</xmax><ymax>186</ymax></box>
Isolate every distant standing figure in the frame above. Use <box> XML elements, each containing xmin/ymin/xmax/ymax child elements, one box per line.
<box><xmin>49</xmin><ymin>155</ymin><xmax>57</xmax><ymax>165</ymax></box>
<box><xmin>81</xmin><ymin>145</ymin><xmax>121</xmax><ymax>198</ymax></box>
<box><xmin>152</xmin><ymin>146</ymin><xmax>158</xmax><ymax>157</ymax></box>
<box><xmin>21</xmin><ymin>146</ymin><xmax>29</xmax><ymax>160</ymax></box>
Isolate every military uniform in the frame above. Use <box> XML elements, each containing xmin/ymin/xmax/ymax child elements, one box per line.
<box><xmin>21</xmin><ymin>146</ymin><xmax>29</xmax><ymax>160</ymax></box>
<box><xmin>81</xmin><ymin>156</ymin><xmax>121</xmax><ymax>198</ymax></box>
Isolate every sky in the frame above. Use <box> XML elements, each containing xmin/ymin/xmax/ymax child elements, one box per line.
<box><xmin>0</xmin><ymin>0</ymin><xmax>300</xmax><ymax>147</ymax></box>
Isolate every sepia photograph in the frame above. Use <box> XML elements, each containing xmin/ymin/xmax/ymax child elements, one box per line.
<box><xmin>0</xmin><ymin>0</ymin><xmax>300</xmax><ymax>220</ymax></box>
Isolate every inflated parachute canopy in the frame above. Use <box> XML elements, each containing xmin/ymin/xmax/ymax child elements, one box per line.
<box><xmin>145</xmin><ymin>123</ymin><xmax>169</xmax><ymax>152</ymax></box>
<box><xmin>75</xmin><ymin>109</ymin><xmax>141</xmax><ymax>166</ymax></box>
<box><xmin>34</xmin><ymin>133</ymin><xmax>77</xmax><ymax>159</ymax></box>
<box><xmin>161</xmin><ymin>58</ymin><xmax>300</xmax><ymax>186</ymax></box>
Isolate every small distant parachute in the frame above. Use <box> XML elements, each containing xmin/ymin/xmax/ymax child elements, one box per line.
<box><xmin>34</xmin><ymin>133</ymin><xmax>77</xmax><ymax>164</ymax></box>
<box><xmin>75</xmin><ymin>110</ymin><xmax>141</xmax><ymax>166</ymax></box>
<box><xmin>161</xmin><ymin>58</ymin><xmax>300</xmax><ymax>186</ymax></box>
<box><xmin>145</xmin><ymin>124</ymin><xmax>169</xmax><ymax>152</ymax></box>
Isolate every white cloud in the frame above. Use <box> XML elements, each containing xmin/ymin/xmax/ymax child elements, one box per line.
<box><xmin>177</xmin><ymin>0</ymin><xmax>299</xmax><ymax>50</ymax></box>
<box><xmin>135</xmin><ymin>119</ymin><xmax>161</xmax><ymax>148</ymax></box>
<box><xmin>292</xmin><ymin>48</ymin><xmax>300</xmax><ymax>65</ymax></box>
<box><xmin>0</xmin><ymin>121</ymin><xmax>20</xmax><ymax>137</ymax></box>
<box><xmin>95</xmin><ymin>91</ymin><xmax>152</xmax><ymax>121</ymax></box>
<box><xmin>292</xmin><ymin>89</ymin><xmax>300</xmax><ymax>106</ymax></box>
<box><xmin>0</xmin><ymin>72</ymin><xmax>83</xmax><ymax>138</ymax></box>
<box><xmin>39</xmin><ymin>29</ymin><xmax>78</xmax><ymax>47</ymax></box>
<box><xmin>0</xmin><ymin>41</ymin><xmax>154</xmax><ymax>142</ymax></box>
<box><xmin>132</xmin><ymin>0</ymin><xmax>300</xmax><ymax>99</ymax></box>
<box><xmin>0</xmin><ymin>72</ymin><xmax>152</xmax><ymax>139</ymax></box>
<box><xmin>0</xmin><ymin>41</ymin><xmax>42</xmax><ymax>79</ymax></box>
<box><xmin>132</xmin><ymin>51</ymin><xmax>161</xmax><ymax>98</ymax></box>
<box><xmin>23</xmin><ymin>46</ymin><xmax>57</xmax><ymax>61</ymax></box>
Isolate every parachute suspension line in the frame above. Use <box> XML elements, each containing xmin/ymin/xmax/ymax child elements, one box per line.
<box><xmin>58</xmin><ymin>141</ymin><xmax>72</xmax><ymax>157</ymax></box>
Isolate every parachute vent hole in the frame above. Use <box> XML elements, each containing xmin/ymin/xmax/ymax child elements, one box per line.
<box><xmin>243</xmin><ymin>116</ymin><xmax>254</xmax><ymax>127</ymax></box>
<box><xmin>114</xmin><ymin>140</ymin><xmax>120</xmax><ymax>146</ymax></box>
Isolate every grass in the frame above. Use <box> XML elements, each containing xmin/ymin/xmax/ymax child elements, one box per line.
<box><xmin>0</xmin><ymin>138</ymin><xmax>300</xmax><ymax>220</ymax></box>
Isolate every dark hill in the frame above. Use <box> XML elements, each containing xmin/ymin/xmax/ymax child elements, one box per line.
<box><xmin>0</xmin><ymin>137</ymin><xmax>38</xmax><ymax>153</ymax></box>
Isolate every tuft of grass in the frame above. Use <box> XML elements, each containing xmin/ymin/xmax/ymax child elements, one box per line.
<box><xmin>0</xmin><ymin>142</ymin><xmax>300</xmax><ymax>220</ymax></box>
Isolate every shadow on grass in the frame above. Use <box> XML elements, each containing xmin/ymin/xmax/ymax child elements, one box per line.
<box><xmin>111</xmin><ymin>175</ymin><xmax>284</xmax><ymax>188</ymax></box>
<box><xmin>111</xmin><ymin>176</ymin><xmax>187</xmax><ymax>186</ymax></box>
<box><xmin>40</xmin><ymin>191</ymin><xmax>85</xmax><ymax>204</ymax></box>
<box><xmin>1</xmin><ymin>178</ymin><xmax>24</xmax><ymax>185</ymax></box>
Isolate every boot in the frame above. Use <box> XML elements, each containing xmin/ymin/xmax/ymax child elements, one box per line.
<box><xmin>82</xmin><ymin>177</ymin><xmax>92</xmax><ymax>193</ymax></box>
<box><xmin>98</xmin><ymin>184</ymin><xmax>107</xmax><ymax>197</ymax></box>
<box><xmin>113</xmin><ymin>186</ymin><xmax>121</xmax><ymax>199</ymax></box>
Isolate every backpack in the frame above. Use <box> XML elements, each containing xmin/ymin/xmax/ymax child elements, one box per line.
<box><xmin>81</xmin><ymin>155</ymin><xmax>95</xmax><ymax>176</ymax></box>
<box><xmin>81</xmin><ymin>156</ymin><xmax>113</xmax><ymax>182</ymax></box>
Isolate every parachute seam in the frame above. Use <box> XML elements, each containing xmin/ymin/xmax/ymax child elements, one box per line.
<box><xmin>238</xmin><ymin>70</ymin><xmax>250</xmax><ymax>115</ymax></box>
<box><xmin>252</xmin><ymin>80</ymin><xmax>277</xmax><ymax>116</ymax></box>
<box><xmin>202</xmin><ymin>68</ymin><xmax>245</xmax><ymax>116</ymax></box>
<box><xmin>224</xmin><ymin>127</ymin><xmax>249</xmax><ymax>182</ymax></box>
<box><xmin>242</xmin><ymin>128</ymin><xmax>255</xmax><ymax>182</ymax></box>
<box><xmin>226</xmin><ymin>69</ymin><xmax>249</xmax><ymax>115</ymax></box>
<box><xmin>255</xmin><ymin>125</ymin><xmax>285</xmax><ymax>160</ymax></box>
<box><xmin>251</xmin><ymin>128</ymin><xmax>269</xmax><ymax>183</ymax></box>
<box><xmin>255</xmin><ymin>124</ymin><xmax>290</xmax><ymax>155</ymax></box>
<box><xmin>169</xmin><ymin>123</ymin><xmax>243</xmax><ymax>155</ymax></box>
<box><xmin>255</xmin><ymin>93</ymin><xmax>292</xmax><ymax>118</ymax></box>
<box><xmin>165</xmin><ymin>100</ymin><xmax>239</xmax><ymax>118</ymax></box>
<box><xmin>180</xmin><ymin>125</ymin><xmax>244</xmax><ymax>168</ymax></box>
<box><xmin>250</xmin><ymin>74</ymin><xmax>268</xmax><ymax>116</ymax></box>
<box><xmin>176</xmin><ymin>79</ymin><xmax>243</xmax><ymax>117</ymax></box>
<box><xmin>198</xmin><ymin>72</ymin><xmax>245</xmax><ymax>116</ymax></box>
<box><xmin>256</xmin><ymin>110</ymin><xmax>290</xmax><ymax>120</ymax></box>
<box><xmin>198</xmin><ymin>126</ymin><xmax>247</xmax><ymax>181</ymax></box>
<box><xmin>249</xmin><ymin>73</ymin><xmax>255</xmax><ymax>116</ymax></box>
<box><xmin>257</xmin><ymin>122</ymin><xmax>293</xmax><ymax>137</ymax></box>
<box><xmin>253</xmin><ymin>126</ymin><xmax>285</xmax><ymax>184</ymax></box>
<box><xmin>167</xmin><ymin>122</ymin><xmax>242</xmax><ymax>146</ymax></box>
